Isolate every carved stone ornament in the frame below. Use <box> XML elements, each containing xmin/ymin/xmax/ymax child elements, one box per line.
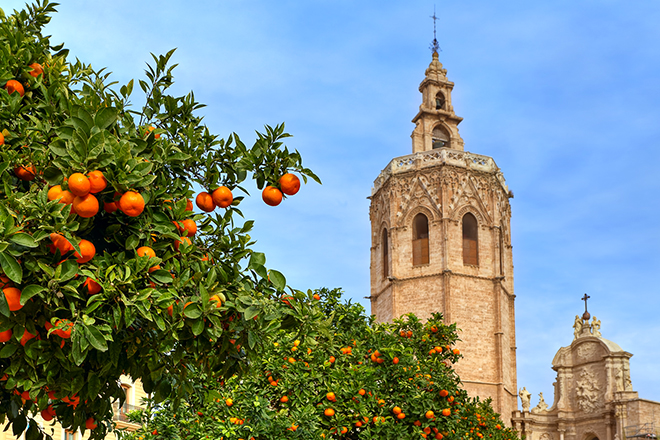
<box><xmin>519</xmin><ymin>387</ymin><xmax>531</xmax><ymax>412</ymax></box>
<box><xmin>540</xmin><ymin>433</ymin><xmax>553</xmax><ymax>440</ymax></box>
<box><xmin>576</xmin><ymin>343</ymin><xmax>597</xmax><ymax>361</ymax></box>
<box><xmin>576</xmin><ymin>368</ymin><xmax>602</xmax><ymax>413</ymax></box>
<box><xmin>532</xmin><ymin>392</ymin><xmax>549</xmax><ymax>413</ymax></box>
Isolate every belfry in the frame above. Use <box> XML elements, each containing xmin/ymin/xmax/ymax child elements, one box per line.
<box><xmin>368</xmin><ymin>49</ymin><xmax>518</xmax><ymax>419</ymax></box>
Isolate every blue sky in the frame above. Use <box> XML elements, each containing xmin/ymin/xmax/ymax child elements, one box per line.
<box><xmin>4</xmin><ymin>0</ymin><xmax>659</xmax><ymax>412</ymax></box>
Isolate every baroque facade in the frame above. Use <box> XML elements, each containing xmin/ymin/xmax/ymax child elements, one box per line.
<box><xmin>369</xmin><ymin>51</ymin><xmax>517</xmax><ymax>420</ymax></box>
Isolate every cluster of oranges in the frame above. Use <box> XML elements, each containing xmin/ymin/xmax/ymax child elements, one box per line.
<box><xmin>196</xmin><ymin>186</ymin><xmax>233</xmax><ymax>212</ymax></box>
<box><xmin>262</xmin><ymin>173</ymin><xmax>300</xmax><ymax>207</ymax></box>
<box><xmin>47</xmin><ymin>171</ymin><xmax>145</xmax><ymax>219</ymax></box>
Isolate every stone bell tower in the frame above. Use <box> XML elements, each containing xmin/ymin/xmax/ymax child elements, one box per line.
<box><xmin>369</xmin><ymin>51</ymin><xmax>517</xmax><ymax>420</ymax></box>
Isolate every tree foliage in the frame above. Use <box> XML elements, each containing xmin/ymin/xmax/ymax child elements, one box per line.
<box><xmin>124</xmin><ymin>289</ymin><xmax>517</xmax><ymax>440</ymax></box>
<box><xmin>0</xmin><ymin>2</ymin><xmax>318</xmax><ymax>439</ymax></box>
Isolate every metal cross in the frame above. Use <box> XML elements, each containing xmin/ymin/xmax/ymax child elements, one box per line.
<box><xmin>429</xmin><ymin>6</ymin><xmax>441</xmax><ymax>53</ymax></box>
<box><xmin>581</xmin><ymin>293</ymin><xmax>590</xmax><ymax>314</ymax></box>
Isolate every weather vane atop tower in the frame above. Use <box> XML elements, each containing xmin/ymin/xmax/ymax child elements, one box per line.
<box><xmin>429</xmin><ymin>6</ymin><xmax>441</xmax><ymax>54</ymax></box>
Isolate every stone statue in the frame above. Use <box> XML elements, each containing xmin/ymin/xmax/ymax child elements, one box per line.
<box><xmin>573</xmin><ymin>315</ymin><xmax>583</xmax><ymax>340</ymax></box>
<box><xmin>591</xmin><ymin>316</ymin><xmax>602</xmax><ymax>337</ymax></box>
<box><xmin>624</xmin><ymin>368</ymin><xmax>633</xmax><ymax>391</ymax></box>
<box><xmin>532</xmin><ymin>392</ymin><xmax>549</xmax><ymax>413</ymax></box>
<box><xmin>519</xmin><ymin>387</ymin><xmax>531</xmax><ymax>412</ymax></box>
<box><xmin>615</xmin><ymin>367</ymin><xmax>625</xmax><ymax>391</ymax></box>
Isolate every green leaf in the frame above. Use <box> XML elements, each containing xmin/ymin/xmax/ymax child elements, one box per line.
<box><xmin>183</xmin><ymin>304</ymin><xmax>202</xmax><ymax>319</ymax></box>
<box><xmin>268</xmin><ymin>270</ymin><xmax>286</xmax><ymax>290</ymax></box>
<box><xmin>191</xmin><ymin>319</ymin><xmax>204</xmax><ymax>336</ymax></box>
<box><xmin>125</xmin><ymin>235</ymin><xmax>139</xmax><ymax>250</ymax></box>
<box><xmin>20</xmin><ymin>285</ymin><xmax>44</xmax><ymax>304</ymax></box>
<box><xmin>9</xmin><ymin>233</ymin><xmax>37</xmax><ymax>248</ymax></box>
<box><xmin>94</xmin><ymin>107</ymin><xmax>117</xmax><ymax>130</ymax></box>
<box><xmin>244</xmin><ymin>306</ymin><xmax>260</xmax><ymax>321</ymax></box>
<box><xmin>150</xmin><ymin>270</ymin><xmax>173</xmax><ymax>284</ymax></box>
<box><xmin>248</xmin><ymin>252</ymin><xmax>266</xmax><ymax>269</ymax></box>
<box><xmin>0</xmin><ymin>344</ymin><xmax>18</xmax><ymax>358</ymax></box>
<box><xmin>0</xmin><ymin>252</ymin><xmax>22</xmax><ymax>284</ymax></box>
<box><xmin>84</xmin><ymin>324</ymin><xmax>108</xmax><ymax>351</ymax></box>
<box><xmin>25</xmin><ymin>421</ymin><xmax>41</xmax><ymax>440</ymax></box>
<box><xmin>58</xmin><ymin>260</ymin><xmax>78</xmax><ymax>282</ymax></box>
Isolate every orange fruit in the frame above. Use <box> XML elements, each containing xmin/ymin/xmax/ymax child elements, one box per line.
<box><xmin>0</xmin><ymin>275</ymin><xmax>10</xmax><ymax>289</ymax></box>
<box><xmin>41</xmin><ymin>406</ymin><xmax>56</xmax><ymax>422</ymax></box>
<box><xmin>68</xmin><ymin>173</ymin><xmax>90</xmax><ymax>197</ymax></box>
<box><xmin>75</xmin><ymin>239</ymin><xmax>96</xmax><ymax>263</ymax></box>
<box><xmin>313</xmin><ymin>293</ymin><xmax>320</xmax><ymax>300</ymax></box>
<box><xmin>14</xmin><ymin>165</ymin><xmax>35</xmax><ymax>181</ymax></box>
<box><xmin>397</xmin><ymin>413</ymin><xmax>406</xmax><ymax>420</ymax></box>
<box><xmin>211</xmin><ymin>186</ymin><xmax>233</xmax><ymax>208</ymax></box>
<box><xmin>393</xmin><ymin>406</ymin><xmax>402</xmax><ymax>415</ymax></box>
<box><xmin>262</xmin><ymin>186</ymin><xmax>282</xmax><ymax>206</ymax></box>
<box><xmin>329</xmin><ymin>356</ymin><xmax>335</xmax><ymax>363</ymax></box>
<box><xmin>47</xmin><ymin>185</ymin><xmax>64</xmax><ymax>201</ymax></box>
<box><xmin>209</xmin><ymin>295</ymin><xmax>222</xmax><ymax>308</ymax></box>
<box><xmin>119</xmin><ymin>191</ymin><xmax>145</xmax><ymax>217</ymax></box>
<box><xmin>452</xmin><ymin>348</ymin><xmax>460</xmax><ymax>355</ymax></box>
<box><xmin>196</xmin><ymin>192</ymin><xmax>215</xmax><ymax>212</ymax></box>
<box><xmin>324</xmin><ymin>408</ymin><xmax>335</xmax><ymax>417</ymax></box>
<box><xmin>226</xmin><ymin>398</ymin><xmax>233</xmax><ymax>406</ymax></box>
<box><xmin>180</xmin><ymin>219</ymin><xmax>197</xmax><ymax>237</ymax></box>
<box><xmin>145</xmin><ymin>126</ymin><xmax>160</xmax><ymax>139</ymax></box>
<box><xmin>393</xmin><ymin>357</ymin><xmax>399</xmax><ymax>364</ymax></box>
<box><xmin>279</xmin><ymin>173</ymin><xmax>300</xmax><ymax>196</ymax></box>
<box><xmin>53</xmin><ymin>320</ymin><xmax>73</xmax><ymax>338</ymax></box>
<box><xmin>425</xmin><ymin>410</ymin><xmax>434</xmax><ymax>419</ymax></box>
<box><xmin>50</xmin><ymin>233</ymin><xmax>74</xmax><ymax>254</ymax></box>
<box><xmin>0</xmin><ymin>329</ymin><xmax>12</xmax><ymax>342</ymax></box>
<box><xmin>326</xmin><ymin>392</ymin><xmax>336</xmax><ymax>401</ymax></box>
<box><xmin>83</xmin><ymin>278</ymin><xmax>102</xmax><ymax>295</ymax></box>
<box><xmin>280</xmin><ymin>396</ymin><xmax>289</xmax><ymax>403</ymax></box>
<box><xmin>103</xmin><ymin>201</ymin><xmax>118</xmax><ymax>213</ymax></box>
<box><xmin>28</xmin><ymin>63</ymin><xmax>43</xmax><ymax>77</ymax></box>
<box><xmin>439</xmin><ymin>389</ymin><xmax>449</xmax><ymax>397</ymax></box>
<box><xmin>358</xmin><ymin>389</ymin><xmax>366</xmax><ymax>396</ymax></box>
<box><xmin>441</xmin><ymin>408</ymin><xmax>451</xmax><ymax>416</ymax></box>
<box><xmin>20</xmin><ymin>330</ymin><xmax>36</xmax><ymax>346</ymax></box>
<box><xmin>340</xmin><ymin>427</ymin><xmax>348</xmax><ymax>434</ymax></box>
<box><xmin>137</xmin><ymin>246</ymin><xmax>156</xmax><ymax>259</ymax></box>
<box><xmin>73</xmin><ymin>193</ymin><xmax>99</xmax><ymax>218</ymax></box>
<box><xmin>185</xmin><ymin>199</ymin><xmax>193</xmax><ymax>211</ymax></box>
<box><xmin>174</xmin><ymin>236</ymin><xmax>191</xmax><ymax>252</ymax></box>
<box><xmin>59</xmin><ymin>190</ymin><xmax>75</xmax><ymax>205</ymax></box>
<box><xmin>0</xmin><ymin>132</ymin><xmax>4</xmax><ymax>145</ymax></box>
<box><xmin>3</xmin><ymin>287</ymin><xmax>22</xmax><ymax>311</ymax></box>
<box><xmin>87</xmin><ymin>170</ymin><xmax>107</xmax><ymax>193</ymax></box>
<box><xmin>5</xmin><ymin>80</ymin><xmax>24</xmax><ymax>96</ymax></box>
<box><xmin>85</xmin><ymin>417</ymin><xmax>97</xmax><ymax>430</ymax></box>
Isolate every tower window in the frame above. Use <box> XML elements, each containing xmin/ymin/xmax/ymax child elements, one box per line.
<box><xmin>432</xmin><ymin>125</ymin><xmax>450</xmax><ymax>149</ymax></box>
<box><xmin>382</xmin><ymin>228</ymin><xmax>389</xmax><ymax>278</ymax></box>
<box><xmin>435</xmin><ymin>92</ymin><xmax>446</xmax><ymax>110</ymax></box>
<box><xmin>412</xmin><ymin>213</ymin><xmax>429</xmax><ymax>266</ymax></box>
<box><xmin>462</xmin><ymin>213</ymin><xmax>478</xmax><ymax>266</ymax></box>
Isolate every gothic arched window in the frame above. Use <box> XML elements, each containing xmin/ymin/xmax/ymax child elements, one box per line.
<box><xmin>382</xmin><ymin>228</ymin><xmax>389</xmax><ymax>278</ymax></box>
<box><xmin>435</xmin><ymin>92</ymin><xmax>446</xmax><ymax>110</ymax></box>
<box><xmin>462</xmin><ymin>213</ymin><xmax>478</xmax><ymax>266</ymax></box>
<box><xmin>412</xmin><ymin>213</ymin><xmax>429</xmax><ymax>266</ymax></box>
<box><xmin>432</xmin><ymin>125</ymin><xmax>450</xmax><ymax>149</ymax></box>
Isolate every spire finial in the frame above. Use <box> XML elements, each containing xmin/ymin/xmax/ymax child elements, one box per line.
<box><xmin>581</xmin><ymin>293</ymin><xmax>591</xmax><ymax>321</ymax></box>
<box><xmin>429</xmin><ymin>6</ymin><xmax>441</xmax><ymax>54</ymax></box>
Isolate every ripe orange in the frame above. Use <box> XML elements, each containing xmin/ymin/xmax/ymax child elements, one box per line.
<box><xmin>313</xmin><ymin>293</ymin><xmax>320</xmax><ymax>300</ymax></box>
<box><xmin>393</xmin><ymin>357</ymin><xmax>399</xmax><ymax>364</ymax></box>
<box><xmin>185</xmin><ymin>199</ymin><xmax>193</xmax><ymax>211</ymax></box>
<box><xmin>340</xmin><ymin>427</ymin><xmax>348</xmax><ymax>434</ymax></box>
<box><xmin>5</xmin><ymin>80</ymin><xmax>24</xmax><ymax>96</ymax></box>
<box><xmin>20</xmin><ymin>330</ymin><xmax>36</xmax><ymax>346</ymax></box>
<box><xmin>326</xmin><ymin>392</ymin><xmax>336</xmax><ymax>401</ymax></box>
<box><xmin>397</xmin><ymin>413</ymin><xmax>406</xmax><ymax>420</ymax></box>
<box><xmin>28</xmin><ymin>63</ymin><xmax>43</xmax><ymax>77</ymax></box>
<box><xmin>0</xmin><ymin>275</ymin><xmax>10</xmax><ymax>289</ymax></box>
<box><xmin>211</xmin><ymin>186</ymin><xmax>233</xmax><ymax>208</ymax></box>
<box><xmin>180</xmin><ymin>219</ymin><xmax>197</xmax><ymax>237</ymax></box>
<box><xmin>73</xmin><ymin>193</ymin><xmax>99</xmax><ymax>218</ymax></box>
<box><xmin>358</xmin><ymin>389</ymin><xmax>366</xmax><ymax>396</ymax></box>
<box><xmin>145</xmin><ymin>126</ymin><xmax>160</xmax><ymax>139</ymax></box>
<box><xmin>329</xmin><ymin>356</ymin><xmax>335</xmax><ymax>363</ymax></box>
<box><xmin>68</xmin><ymin>173</ymin><xmax>90</xmax><ymax>197</ymax></box>
<box><xmin>41</xmin><ymin>406</ymin><xmax>56</xmax><ymax>422</ymax></box>
<box><xmin>441</xmin><ymin>408</ymin><xmax>451</xmax><ymax>416</ymax></box>
<box><xmin>0</xmin><ymin>132</ymin><xmax>4</xmax><ymax>145</ymax></box>
<box><xmin>3</xmin><ymin>287</ymin><xmax>22</xmax><ymax>311</ymax></box>
<box><xmin>209</xmin><ymin>295</ymin><xmax>222</xmax><ymax>308</ymax></box>
<box><xmin>452</xmin><ymin>348</ymin><xmax>460</xmax><ymax>355</ymax></box>
<box><xmin>262</xmin><ymin>186</ymin><xmax>283</xmax><ymax>206</ymax></box>
<box><xmin>0</xmin><ymin>329</ymin><xmax>12</xmax><ymax>342</ymax></box>
<box><xmin>87</xmin><ymin>170</ymin><xmax>107</xmax><ymax>193</ymax></box>
<box><xmin>75</xmin><ymin>239</ymin><xmax>96</xmax><ymax>263</ymax></box>
<box><xmin>103</xmin><ymin>201</ymin><xmax>118</xmax><ymax>213</ymax></box>
<box><xmin>280</xmin><ymin>396</ymin><xmax>289</xmax><ymax>403</ymax></box>
<box><xmin>439</xmin><ymin>389</ymin><xmax>449</xmax><ymax>397</ymax></box>
<box><xmin>47</xmin><ymin>185</ymin><xmax>64</xmax><ymax>201</ymax></box>
<box><xmin>85</xmin><ymin>417</ymin><xmax>97</xmax><ymax>430</ymax></box>
<box><xmin>196</xmin><ymin>192</ymin><xmax>215</xmax><ymax>212</ymax></box>
<box><xmin>50</xmin><ymin>233</ymin><xmax>74</xmax><ymax>255</ymax></box>
<box><xmin>226</xmin><ymin>398</ymin><xmax>233</xmax><ymax>406</ymax></box>
<box><xmin>324</xmin><ymin>408</ymin><xmax>335</xmax><ymax>417</ymax></box>
<box><xmin>393</xmin><ymin>406</ymin><xmax>402</xmax><ymax>415</ymax></box>
<box><xmin>83</xmin><ymin>278</ymin><xmax>102</xmax><ymax>295</ymax></box>
<box><xmin>137</xmin><ymin>246</ymin><xmax>156</xmax><ymax>259</ymax></box>
<box><xmin>119</xmin><ymin>191</ymin><xmax>145</xmax><ymax>217</ymax></box>
<box><xmin>59</xmin><ymin>190</ymin><xmax>75</xmax><ymax>205</ymax></box>
<box><xmin>425</xmin><ymin>410</ymin><xmax>435</xmax><ymax>419</ymax></box>
<box><xmin>14</xmin><ymin>165</ymin><xmax>35</xmax><ymax>181</ymax></box>
<box><xmin>174</xmin><ymin>236</ymin><xmax>191</xmax><ymax>252</ymax></box>
<box><xmin>279</xmin><ymin>173</ymin><xmax>300</xmax><ymax>196</ymax></box>
<box><xmin>53</xmin><ymin>319</ymin><xmax>73</xmax><ymax>338</ymax></box>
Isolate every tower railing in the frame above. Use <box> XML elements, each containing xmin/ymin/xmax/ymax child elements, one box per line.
<box><xmin>371</xmin><ymin>147</ymin><xmax>508</xmax><ymax>195</ymax></box>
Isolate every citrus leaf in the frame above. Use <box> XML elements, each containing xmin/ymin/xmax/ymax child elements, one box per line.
<box><xmin>244</xmin><ymin>306</ymin><xmax>260</xmax><ymax>321</ymax></box>
<box><xmin>84</xmin><ymin>324</ymin><xmax>108</xmax><ymax>352</ymax></box>
<box><xmin>248</xmin><ymin>252</ymin><xmax>266</xmax><ymax>269</ymax></box>
<box><xmin>0</xmin><ymin>252</ymin><xmax>22</xmax><ymax>284</ymax></box>
<box><xmin>20</xmin><ymin>285</ymin><xmax>44</xmax><ymax>304</ymax></box>
<box><xmin>0</xmin><ymin>344</ymin><xmax>18</xmax><ymax>358</ymax></box>
<box><xmin>268</xmin><ymin>270</ymin><xmax>286</xmax><ymax>290</ymax></box>
<box><xmin>150</xmin><ymin>270</ymin><xmax>174</xmax><ymax>284</ymax></box>
<box><xmin>9</xmin><ymin>233</ymin><xmax>37</xmax><ymax>248</ymax></box>
<box><xmin>183</xmin><ymin>304</ymin><xmax>201</xmax><ymax>319</ymax></box>
<box><xmin>191</xmin><ymin>319</ymin><xmax>204</xmax><ymax>336</ymax></box>
<box><xmin>94</xmin><ymin>107</ymin><xmax>117</xmax><ymax>130</ymax></box>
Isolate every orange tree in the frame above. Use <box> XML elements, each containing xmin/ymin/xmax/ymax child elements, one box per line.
<box><xmin>0</xmin><ymin>2</ymin><xmax>319</xmax><ymax>439</ymax></box>
<box><xmin>124</xmin><ymin>288</ymin><xmax>518</xmax><ymax>440</ymax></box>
